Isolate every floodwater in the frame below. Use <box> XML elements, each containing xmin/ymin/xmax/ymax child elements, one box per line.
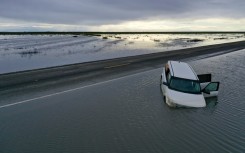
<box><xmin>0</xmin><ymin>49</ymin><xmax>244</xmax><ymax>153</ymax></box>
<box><xmin>0</xmin><ymin>33</ymin><xmax>245</xmax><ymax>74</ymax></box>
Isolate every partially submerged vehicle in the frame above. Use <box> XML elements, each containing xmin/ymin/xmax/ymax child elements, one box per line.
<box><xmin>160</xmin><ymin>61</ymin><xmax>219</xmax><ymax>108</ymax></box>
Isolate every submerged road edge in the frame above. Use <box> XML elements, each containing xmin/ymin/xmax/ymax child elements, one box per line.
<box><xmin>0</xmin><ymin>40</ymin><xmax>245</xmax><ymax>88</ymax></box>
<box><xmin>0</xmin><ymin>68</ymin><xmax>160</xmax><ymax>109</ymax></box>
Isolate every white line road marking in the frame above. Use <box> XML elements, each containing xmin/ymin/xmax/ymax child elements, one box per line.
<box><xmin>104</xmin><ymin>63</ymin><xmax>130</xmax><ymax>69</ymax></box>
<box><xmin>0</xmin><ymin>68</ymin><xmax>161</xmax><ymax>109</ymax></box>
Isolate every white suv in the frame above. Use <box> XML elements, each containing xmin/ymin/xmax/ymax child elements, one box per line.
<box><xmin>160</xmin><ymin>61</ymin><xmax>219</xmax><ymax>108</ymax></box>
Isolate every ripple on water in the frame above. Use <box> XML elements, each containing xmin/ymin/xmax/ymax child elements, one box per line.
<box><xmin>189</xmin><ymin>49</ymin><xmax>245</xmax><ymax>152</ymax></box>
<box><xmin>0</xmin><ymin>50</ymin><xmax>245</xmax><ymax>153</ymax></box>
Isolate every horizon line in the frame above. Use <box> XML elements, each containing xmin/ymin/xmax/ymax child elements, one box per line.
<box><xmin>0</xmin><ymin>31</ymin><xmax>245</xmax><ymax>34</ymax></box>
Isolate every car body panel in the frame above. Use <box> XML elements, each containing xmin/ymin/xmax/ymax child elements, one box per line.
<box><xmin>161</xmin><ymin>83</ymin><xmax>206</xmax><ymax>108</ymax></box>
<box><xmin>169</xmin><ymin>61</ymin><xmax>198</xmax><ymax>80</ymax></box>
<box><xmin>166</xmin><ymin>89</ymin><xmax>206</xmax><ymax>107</ymax></box>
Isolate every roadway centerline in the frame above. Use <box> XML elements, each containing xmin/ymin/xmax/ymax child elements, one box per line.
<box><xmin>104</xmin><ymin>63</ymin><xmax>131</xmax><ymax>69</ymax></box>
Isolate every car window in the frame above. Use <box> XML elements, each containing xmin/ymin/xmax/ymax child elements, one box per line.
<box><xmin>167</xmin><ymin>72</ymin><xmax>171</xmax><ymax>83</ymax></box>
<box><xmin>165</xmin><ymin>64</ymin><xmax>170</xmax><ymax>74</ymax></box>
<box><xmin>169</xmin><ymin>77</ymin><xmax>201</xmax><ymax>94</ymax></box>
<box><xmin>204</xmin><ymin>82</ymin><xmax>219</xmax><ymax>93</ymax></box>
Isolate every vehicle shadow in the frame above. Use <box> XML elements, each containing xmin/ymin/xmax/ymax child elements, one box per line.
<box><xmin>205</xmin><ymin>96</ymin><xmax>218</xmax><ymax>107</ymax></box>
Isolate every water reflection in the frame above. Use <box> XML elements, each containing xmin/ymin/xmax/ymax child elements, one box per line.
<box><xmin>19</xmin><ymin>49</ymin><xmax>41</xmax><ymax>58</ymax></box>
<box><xmin>0</xmin><ymin>34</ymin><xmax>245</xmax><ymax>74</ymax></box>
<box><xmin>205</xmin><ymin>97</ymin><xmax>218</xmax><ymax>107</ymax></box>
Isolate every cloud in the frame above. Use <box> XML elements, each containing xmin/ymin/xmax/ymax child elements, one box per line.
<box><xmin>89</xmin><ymin>18</ymin><xmax>245</xmax><ymax>32</ymax></box>
<box><xmin>0</xmin><ymin>0</ymin><xmax>244</xmax><ymax>31</ymax></box>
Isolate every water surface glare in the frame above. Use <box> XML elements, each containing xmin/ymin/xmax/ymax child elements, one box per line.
<box><xmin>1</xmin><ymin>34</ymin><xmax>245</xmax><ymax>74</ymax></box>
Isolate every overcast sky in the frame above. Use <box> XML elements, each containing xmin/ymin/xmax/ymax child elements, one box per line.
<box><xmin>0</xmin><ymin>0</ymin><xmax>245</xmax><ymax>31</ymax></box>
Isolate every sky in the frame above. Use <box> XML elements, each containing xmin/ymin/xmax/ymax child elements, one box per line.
<box><xmin>0</xmin><ymin>0</ymin><xmax>245</xmax><ymax>32</ymax></box>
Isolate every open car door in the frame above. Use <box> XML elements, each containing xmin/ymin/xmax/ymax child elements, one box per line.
<box><xmin>198</xmin><ymin>74</ymin><xmax>211</xmax><ymax>83</ymax></box>
<box><xmin>198</xmin><ymin>74</ymin><xmax>219</xmax><ymax>98</ymax></box>
<box><xmin>198</xmin><ymin>73</ymin><xmax>212</xmax><ymax>90</ymax></box>
<box><xmin>202</xmin><ymin>82</ymin><xmax>220</xmax><ymax>98</ymax></box>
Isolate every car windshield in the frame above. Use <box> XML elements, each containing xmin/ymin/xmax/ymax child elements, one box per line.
<box><xmin>169</xmin><ymin>77</ymin><xmax>201</xmax><ymax>94</ymax></box>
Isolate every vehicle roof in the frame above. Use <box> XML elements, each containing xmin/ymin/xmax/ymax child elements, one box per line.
<box><xmin>168</xmin><ymin>61</ymin><xmax>198</xmax><ymax>80</ymax></box>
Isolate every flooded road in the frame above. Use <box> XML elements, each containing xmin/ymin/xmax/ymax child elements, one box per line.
<box><xmin>0</xmin><ymin>34</ymin><xmax>245</xmax><ymax>74</ymax></box>
<box><xmin>0</xmin><ymin>49</ymin><xmax>244</xmax><ymax>153</ymax></box>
